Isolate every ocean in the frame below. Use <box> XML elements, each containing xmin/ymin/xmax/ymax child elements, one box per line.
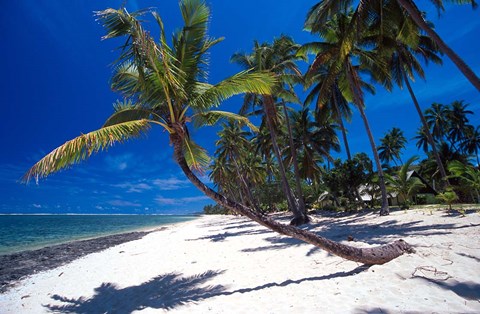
<box><xmin>0</xmin><ymin>214</ymin><xmax>198</xmax><ymax>255</ymax></box>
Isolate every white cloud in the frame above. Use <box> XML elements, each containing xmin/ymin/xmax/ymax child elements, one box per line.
<box><xmin>105</xmin><ymin>153</ymin><xmax>135</xmax><ymax>171</ymax></box>
<box><xmin>153</xmin><ymin>177</ymin><xmax>190</xmax><ymax>190</ymax></box>
<box><xmin>108</xmin><ymin>200</ymin><xmax>142</xmax><ymax>207</ymax></box>
<box><xmin>33</xmin><ymin>204</ymin><xmax>42</xmax><ymax>208</ymax></box>
<box><xmin>114</xmin><ymin>182</ymin><xmax>152</xmax><ymax>193</ymax></box>
<box><xmin>155</xmin><ymin>195</ymin><xmax>210</xmax><ymax>205</ymax></box>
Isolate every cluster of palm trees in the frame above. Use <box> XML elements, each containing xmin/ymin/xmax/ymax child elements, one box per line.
<box><xmin>208</xmin><ymin>0</ymin><xmax>479</xmax><ymax>218</ymax></box>
<box><xmin>24</xmin><ymin>0</ymin><xmax>478</xmax><ymax>264</ymax></box>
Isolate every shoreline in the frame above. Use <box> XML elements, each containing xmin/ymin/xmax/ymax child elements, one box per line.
<box><xmin>1</xmin><ymin>210</ymin><xmax>479</xmax><ymax>313</ymax></box>
<box><xmin>0</xmin><ymin>228</ymin><xmax>162</xmax><ymax>293</ymax></box>
<box><xmin>0</xmin><ymin>217</ymin><xmax>200</xmax><ymax>293</ymax></box>
<box><xmin>0</xmin><ymin>214</ymin><xmax>200</xmax><ymax>256</ymax></box>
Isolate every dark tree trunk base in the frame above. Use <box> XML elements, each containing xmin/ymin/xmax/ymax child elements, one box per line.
<box><xmin>289</xmin><ymin>214</ymin><xmax>311</xmax><ymax>226</ymax></box>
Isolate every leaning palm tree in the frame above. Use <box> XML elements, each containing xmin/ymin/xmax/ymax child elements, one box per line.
<box><xmin>23</xmin><ymin>0</ymin><xmax>413</xmax><ymax>265</ymax></box>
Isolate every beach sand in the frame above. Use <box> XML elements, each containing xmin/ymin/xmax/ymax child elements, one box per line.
<box><xmin>1</xmin><ymin>208</ymin><xmax>479</xmax><ymax>313</ymax></box>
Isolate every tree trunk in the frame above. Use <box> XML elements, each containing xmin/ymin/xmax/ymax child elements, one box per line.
<box><xmin>357</xmin><ymin>105</ymin><xmax>390</xmax><ymax>215</ymax></box>
<box><xmin>232</xmin><ymin>156</ymin><xmax>260</xmax><ymax>212</ymax></box>
<box><xmin>333</xmin><ymin>91</ymin><xmax>364</xmax><ymax>205</ymax></box>
<box><xmin>281</xmin><ymin>101</ymin><xmax>309</xmax><ymax>223</ymax></box>
<box><xmin>171</xmin><ymin>133</ymin><xmax>414</xmax><ymax>264</ymax></box>
<box><xmin>345</xmin><ymin>67</ymin><xmax>389</xmax><ymax>215</ymax></box>
<box><xmin>402</xmin><ymin>69</ymin><xmax>449</xmax><ymax>188</ymax></box>
<box><xmin>396</xmin><ymin>0</ymin><xmax>480</xmax><ymax>91</ymax></box>
<box><xmin>332</xmin><ymin>90</ymin><xmax>352</xmax><ymax>161</ymax></box>
<box><xmin>263</xmin><ymin>95</ymin><xmax>308</xmax><ymax>225</ymax></box>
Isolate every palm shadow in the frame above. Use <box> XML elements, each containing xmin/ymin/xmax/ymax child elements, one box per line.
<box><xmin>44</xmin><ymin>270</ymin><xmax>226</xmax><ymax>313</ymax></box>
<box><xmin>44</xmin><ymin>266</ymin><xmax>371</xmax><ymax>313</ymax></box>
<box><xmin>415</xmin><ymin>277</ymin><xmax>480</xmax><ymax>301</ymax></box>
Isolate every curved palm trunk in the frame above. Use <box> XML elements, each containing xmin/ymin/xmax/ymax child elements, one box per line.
<box><xmin>396</xmin><ymin>0</ymin><xmax>480</xmax><ymax>91</ymax></box>
<box><xmin>281</xmin><ymin>102</ymin><xmax>309</xmax><ymax>222</ymax></box>
<box><xmin>171</xmin><ymin>133</ymin><xmax>414</xmax><ymax>265</ymax></box>
<box><xmin>402</xmin><ymin>68</ymin><xmax>449</xmax><ymax>188</ymax></box>
<box><xmin>263</xmin><ymin>96</ymin><xmax>308</xmax><ymax>225</ymax></box>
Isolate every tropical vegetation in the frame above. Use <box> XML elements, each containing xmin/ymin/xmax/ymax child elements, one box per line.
<box><xmin>23</xmin><ymin>0</ymin><xmax>479</xmax><ymax>265</ymax></box>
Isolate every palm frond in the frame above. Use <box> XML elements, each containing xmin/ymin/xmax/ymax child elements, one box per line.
<box><xmin>192</xmin><ymin>110</ymin><xmax>259</xmax><ymax>132</ymax></box>
<box><xmin>103</xmin><ymin>100</ymin><xmax>160</xmax><ymax>127</ymax></box>
<box><xmin>190</xmin><ymin>71</ymin><xmax>276</xmax><ymax>109</ymax></box>
<box><xmin>183</xmin><ymin>137</ymin><xmax>210</xmax><ymax>172</ymax></box>
<box><xmin>23</xmin><ymin>120</ymin><xmax>151</xmax><ymax>183</ymax></box>
<box><xmin>95</xmin><ymin>7</ymin><xmax>150</xmax><ymax>40</ymax></box>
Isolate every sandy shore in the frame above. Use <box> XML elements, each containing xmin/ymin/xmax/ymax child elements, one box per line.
<box><xmin>1</xmin><ymin>208</ymin><xmax>479</xmax><ymax>313</ymax></box>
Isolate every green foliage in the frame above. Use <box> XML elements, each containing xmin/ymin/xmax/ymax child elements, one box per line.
<box><xmin>385</xmin><ymin>156</ymin><xmax>425</xmax><ymax>209</ymax></box>
<box><xmin>203</xmin><ymin>204</ymin><xmax>229</xmax><ymax>215</ymax></box>
<box><xmin>23</xmin><ymin>120</ymin><xmax>151</xmax><ymax>183</ymax></box>
<box><xmin>323</xmin><ymin>153</ymin><xmax>374</xmax><ymax>209</ymax></box>
<box><xmin>24</xmin><ymin>0</ymin><xmax>276</xmax><ymax>183</ymax></box>
<box><xmin>436</xmin><ymin>189</ymin><xmax>459</xmax><ymax>212</ymax></box>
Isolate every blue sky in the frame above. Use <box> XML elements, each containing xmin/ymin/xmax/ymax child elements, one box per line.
<box><xmin>1</xmin><ymin>1</ymin><xmax>479</xmax><ymax>214</ymax></box>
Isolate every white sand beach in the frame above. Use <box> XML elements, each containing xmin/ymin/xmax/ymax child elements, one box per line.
<box><xmin>1</xmin><ymin>208</ymin><xmax>479</xmax><ymax>313</ymax></box>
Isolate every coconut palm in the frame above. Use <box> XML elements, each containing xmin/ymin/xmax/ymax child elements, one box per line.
<box><xmin>460</xmin><ymin>125</ymin><xmax>480</xmax><ymax>166</ymax></box>
<box><xmin>378</xmin><ymin>128</ymin><xmax>407</xmax><ymax>167</ymax></box>
<box><xmin>368</xmin><ymin>2</ymin><xmax>449</xmax><ymax>183</ymax></box>
<box><xmin>395</xmin><ymin>0</ymin><xmax>480</xmax><ymax>91</ymax></box>
<box><xmin>447</xmin><ymin>100</ymin><xmax>474</xmax><ymax>149</ymax></box>
<box><xmin>231</xmin><ymin>36</ymin><xmax>310</xmax><ymax>225</ymax></box>
<box><xmin>448</xmin><ymin>160</ymin><xmax>480</xmax><ymax>202</ymax></box>
<box><xmin>23</xmin><ymin>0</ymin><xmax>414</xmax><ymax>265</ymax></box>
<box><xmin>285</xmin><ymin>106</ymin><xmax>340</xmax><ymax>183</ymax></box>
<box><xmin>214</xmin><ymin>121</ymin><xmax>260</xmax><ymax>210</ymax></box>
<box><xmin>301</xmin><ymin>10</ymin><xmax>391</xmax><ymax>215</ymax></box>
<box><xmin>425</xmin><ymin>103</ymin><xmax>450</xmax><ymax>141</ymax></box>
<box><xmin>385</xmin><ymin>156</ymin><xmax>425</xmax><ymax>209</ymax></box>
<box><xmin>306</xmin><ymin>0</ymin><xmax>480</xmax><ymax>91</ymax></box>
<box><xmin>304</xmin><ymin>66</ymin><xmax>354</xmax><ymax>161</ymax></box>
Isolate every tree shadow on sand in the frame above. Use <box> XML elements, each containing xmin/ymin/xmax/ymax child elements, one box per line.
<box><xmin>44</xmin><ymin>266</ymin><xmax>371</xmax><ymax>313</ymax></box>
<box><xmin>414</xmin><ymin>277</ymin><xmax>480</xmax><ymax>301</ymax></box>
<box><xmin>44</xmin><ymin>270</ymin><xmax>226</xmax><ymax>313</ymax></box>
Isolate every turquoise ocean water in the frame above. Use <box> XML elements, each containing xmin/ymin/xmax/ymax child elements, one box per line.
<box><xmin>0</xmin><ymin>214</ymin><xmax>198</xmax><ymax>255</ymax></box>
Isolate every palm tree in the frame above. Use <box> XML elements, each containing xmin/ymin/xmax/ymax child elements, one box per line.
<box><xmin>460</xmin><ymin>125</ymin><xmax>480</xmax><ymax>166</ymax></box>
<box><xmin>425</xmin><ymin>103</ymin><xmax>450</xmax><ymax>142</ymax></box>
<box><xmin>304</xmin><ymin>66</ymin><xmax>354</xmax><ymax>161</ymax></box>
<box><xmin>302</xmin><ymin>10</ymin><xmax>391</xmax><ymax>215</ymax></box>
<box><xmin>369</xmin><ymin>2</ymin><xmax>449</xmax><ymax>183</ymax></box>
<box><xmin>306</xmin><ymin>0</ymin><xmax>480</xmax><ymax>91</ymax></box>
<box><xmin>448</xmin><ymin>160</ymin><xmax>480</xmax><ymax>202</ymax></box>
<box><xmin>394</xmin><ymin>0</ymin><xmax>480</xmax><ymax>91</ymax></box>
<box><xmin>214</xmin><ymin>121</ymin><xmax>261</xmax><ymax>210</ymax></box>
<box><xmin>447</xmin><ymin>100</ymin><xmax>473</xmax><ymax>150</ymax></box>
<box><xmin>285</xmin><ymin>106</ymin><xmax>340</xmax><ymax>182</ymax></box>
<box><xmin>385</xmin><ymin>156</ymin><xmax>425</xmax><ymax>209</ymax></box>
<box><xmin>378</xmin><ymin>127</ymin><xmax>407</xmax><ymax>167</ymax></box>
<box><xmin>231</xmin><ymin>36</ymin><xmax>310</xmax><ymax>225</ymax></box>
<box><xmin>23</xmin><ymin>0</ymin><xmax>414</xmax><ymax>265</ymax></box>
